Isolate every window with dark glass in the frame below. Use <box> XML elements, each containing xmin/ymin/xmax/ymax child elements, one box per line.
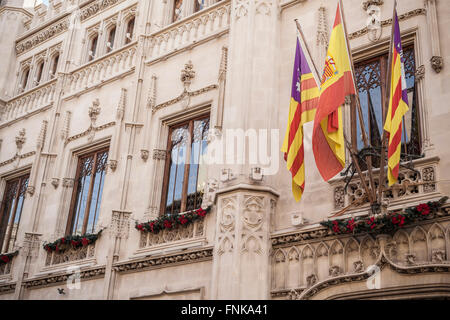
<box><xmin>161</xmin><ymin>116</ymin><xmax>209</xmax><ymax>215</ymax></box>
<box><xmin>20</xmin><ymin>68</ymin><xmax>30</xmax><ymax>91</ymax></box>
<box><xmin>0</xmin><ymin>174</ymin><xmax>29</xmax><ymax>253</ymax></box>
<box><xmin>67</xmin><ymin>149</ymin><xmax>108</xmax><ymax>235</ymax></box>
<box><xmin>88</xmin><ymin>35</ymin><xmax>98</xmax><ymax>61</ymax></box>
<box><xmin>35</xmin><ymin>61</ymin><xmax>45</xmax><ymax>85</ymax></box>
<box><xmin>352</xmin><ymin>45</ymin><xmax>420</xmax><ymax>168</ymax></box>
<box><xmin>194</xmin><ymin>0</ymin><xmax>205</xmax><ymax>12</ymax></box>
<box><xmin>125</xmin><ymin>17</ymin><xmax>135</xmax><ymax>44</ymax></box>
<box><xmin>50</xmin><ymin>54</ymin><xmax>59</xmax><ymax>78</ymax></box>
<box><xmin>106</xmin><ymin>26</ymin><xmax>116</xmax><ymax>53</ymax></box>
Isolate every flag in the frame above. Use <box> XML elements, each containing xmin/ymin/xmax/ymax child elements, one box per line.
<box><xmin>312</xmin><ymin>2</ymin><xmax>355</xmax><ymax>182</ymax></box>
<box><xmin>384</xmin><ymin>9</ymin><xmax>409</xmax><ymax>186</ymax></box>
<box><xmin>282</xmin><ymin>35</ymin><xmax>320</xmax><ymax>202</ymax></box>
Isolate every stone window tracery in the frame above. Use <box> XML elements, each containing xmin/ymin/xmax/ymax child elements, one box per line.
<box><xmin>161</xmin><ymin>115</ymin><xmax>210</xmax><ymax>215</ymax></box>
<box><xmin>66</xmin><ymin>148</ymin><xmax>109</xmax><ymax>235</ymax></box>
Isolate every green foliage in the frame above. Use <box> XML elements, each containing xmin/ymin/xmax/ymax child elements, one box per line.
<box><xmin>43</xmin><ymin>229</ymin><xmax>103</xmax><ymax>253</ymax></box>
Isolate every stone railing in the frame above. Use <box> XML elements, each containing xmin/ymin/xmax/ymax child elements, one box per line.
<box><xmin>138</xmin><ymin>218</ymin><xmax>206</xmax><ymax>250</ymax></box>
<box><xmin>0</xmin><ymin>79</ymin><xmax>57</xmax><ymax>125</ymax></box>
<box><xmin>147</xmin><ymin>0</ymin><xmax>231</xmax><ymax>62</ymax></box>
<box><xmin>64</xmin><ymin>42</ymin><xmax>137</xmax><ymax>98</ymax></box>
<box><xmin>270</xmin><ymin>205</ymin><xmax>450</xmax><ymax>299</ymax></box>
<box><xmin>331</xmin><ymin>158</ymin><xmax>439</xmax><ymax>212</ymax></box>
<box><xmin>44</xmin><ymin>243</ymin><xmax>96</xmax><ymax>267</ymax></box>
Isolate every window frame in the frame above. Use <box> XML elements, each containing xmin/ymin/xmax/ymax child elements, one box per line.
<box><xmin>350</xmin><ymin>39</ymin><xmax>422</xmax><ymax>167</ymax></box>
<box><xmin>125</xmin><ymin>16</ymin><xmax>135</xmax><ymax>45</ymax></box>
<box><xmin>0</xmin><ymin>173</ymin><xmax>29</xmax><ymax>253</ymax></box>
<box><xmin>160</xmin><ymin>113</ymin><xmax>210</xmax><ymax>216</ymax></box>
<box><xmin>65</xmin><ymin>147</ymin><xmax>109</xmax><ymax>236</ymax></box>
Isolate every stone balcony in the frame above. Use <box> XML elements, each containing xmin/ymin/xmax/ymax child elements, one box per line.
<box><xmin>330</xmin><ymin>156</ymin><xmax>440</xmax><ymax>215</ymax></box>
<box><xmin>145</xmin><ymin>0</ymin><xmax>231</xmax><ymax>65</ymax></box>
<box><xmin>0</xmin><ymin>79</ymin><xmax>56</xmax><ymax>127</ymax></box>
<box><xmin>63</xmin><ymin>41</ymin><xmax>137</xmax><ymax>100</ymax></box>
<box><xmin>44</xmin><ymin>243</ymin><xmax>96</xmax><ymax>268</ymax></box>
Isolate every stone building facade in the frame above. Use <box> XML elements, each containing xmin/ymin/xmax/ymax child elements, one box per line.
<box><xmin>0</xmin><ymin>0</ymin><xmax>449</xmax><ymax>300</ymax></box>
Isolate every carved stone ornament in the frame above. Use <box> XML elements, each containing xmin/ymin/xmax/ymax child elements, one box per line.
<box><xmin>62</xmin><ymin>178</ymin><xmax>75</xmax><ymax>188</ymax></box>
<box><xmin>415</xmin><ymin>65</ymin><xmax>425</xmax><ymax>81</ymax></box>
<box><xmin>430</xmin><ymin>56</ymin><xmax>443</xmax><ymax>73</ymax></box>
<box><xmin>181</xmin><ymin>61</ymin><xmax>195</xmax><ymax>88</ymax></box>
<box><xmin>354</xmin><ymin>260</ymin><xmax>364</xmax><ymax>273</ymax></box>
<box><xmin>109</xmin><ymin>160</ymin><xmax>118</xmax><ymax>171</ymax></box>
<box><xmin>152</xmin><ymin>149</ymin><xmax>166</xmax><ymax>160</ymax></box>
<box><xmin>329</xmin><ymin>265</ymin><xmax>343</xmax><ymax>277</ymax></box>
<box><xmin>15</xmin><ymin>128</ymin><xmax>26</xmax><ymax>150</ymax></box>
<box><xmin>306</xmin><ymin>274</ymin><xmax>318</xmax><ymax>287</ymax></box>
<box><xmin>89</xmin><ymin>98</ymin><xmax>101</xmax><ymax>123</ymax></box>
<box><xmin>141</xmin><ymin>149</ymin><xmax>149</xmax><ymax>161</ymax></box>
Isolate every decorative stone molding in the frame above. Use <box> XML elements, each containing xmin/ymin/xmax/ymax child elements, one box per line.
<box><xmin>334</xmin><ymin>186</ymin><xmax>345</xmax><ymax>209</ymax></box>
<box><xmin>306</xmin><ymin>274</ymin><xmax>318</xmax><ymax>287</ymax></box>
<box><xmin>348</xmin><ymin>8</ymin><xmax>426</xmax><ymax>40</ymax></box>
<box><xmin>80</xmin><ymin>0</ymin><xmax>126</xmax><ymax>22</ymax></box>
<box><xmin>113</xmin><ymin>248</ymin><xmax>213</xmax><ymax>273</ymax></box>
<box><xmin>140</xmin><ymin>150</ymin><xmax>149</xmax><ymax>161</ymax></box>
<box><xmin>66</xmin><ymin>121</ymin><xmax>115</xmax><ymax>144</ymax></box>
<box><xmin>23</xmin><ymin>267</ymin><xmax>106</xmax><ymax>289</ymax></box>
<box><xmin>181</xmin><ymin>61</ymin><xmax>195</xmax><ymax>89</ymax></box>
<box><xmin>0</xmin><ymin>151</ymin><xmax>36</xmax><ymax>168</ymax></box>
<box><xmin>110</xmin><ymin>210</ymin><xmax>131</xmax><ymax>239</ymax></box>
<box><xmin>22</xmin><ymin>232</ymin><xmax>42</xmax><ymax>258</ymax></box>
<box><xmin>152</xmin><ymin>84</ymin><xmax>218</xmax><ymax>114</ymax></box>
<box><xmin>152</xmin><ymin>149</ymin><xmax>166</xmax><ymax>161</ymax></box>
<box><xmin>362</xmin><ymin>0</ymin><xmax>383</xmax><ymax>11</ymax></box>
<box><xmin>44</xmin><ymin>243</ymin><xmax>96</xmax><ymax>267</ymax></box>
<box><xmin>15</xmin><ymin>16</ymin><xmax>70</xmax><ymax>55</ymax></box>
<box><xmin>62</xmin><ymin>178</ymin><xmax>75</xmax><ymax>188</ymax></box>
<box><xmin>430</xmin><ymin>56</ymin><xmax>443</xmax><ymax>73</ymax></box>
<box><xmin>0</xmin><ymin>283</ymin><xmax>15</xmax><ymax>295</ymax></box>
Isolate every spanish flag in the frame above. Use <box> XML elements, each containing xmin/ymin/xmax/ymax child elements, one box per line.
<box><xmin>384</xmin><ymin>9</ymin><xmax>409</xmax><ymax>186</ymax></box>
<box><xmin>312</xmin><ymin>2</ymin><xmax>355</xmax><ymax>182</ymax></box>
<box><xmin>282</xmin><ymin>35</ymin><xmax>320</xmax><ymax>202</ymax></box>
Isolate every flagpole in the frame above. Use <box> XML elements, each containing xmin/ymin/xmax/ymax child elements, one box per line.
<box><xmin>294</xmin><ymin>19</ymin><xmax>321</xmax><ymax>85</ymax></box>
<box><xmin>339</xmin><ymin>0</ymin><xmax>377</xmax><ymax>205</ymax></box>
<box><xmin>378</xmin><ymin>0</ymin><xmax>397</xmax><ymax>205</ymax></box>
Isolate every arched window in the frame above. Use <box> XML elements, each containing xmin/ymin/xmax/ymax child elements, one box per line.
<box><xmin>50</xmin><ymin>54</ymin><xmax>59</xmax><ymax>79</ymax></box>
<box><xmin>20</xmin><ymin>68</ymin><xmax>30</xmax><ymax>92</ymax></box>
<box><xmin>125</xmin><ymin>17</ymin><xmax>135</xmax><ymax>44</ymax></box>
<box><xmin>106</xmin><ymin>26</ymin><xmax>116</xmax><ymax>53</ymax></box>
<box><xmin>88</xmin><ymin>34</ymin><xmax>98</xmax><ymax>61</ymax></box>
<box><xmin>35</xmin><ymin>61</ymin><xmax>45</xmax><ymax>85</ymax></box>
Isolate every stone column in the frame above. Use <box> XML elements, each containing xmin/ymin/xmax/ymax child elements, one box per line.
<box><xmin>210</xmin><ymin>0</ymin><xmax>281</xmax><ymax>300</ymax></box>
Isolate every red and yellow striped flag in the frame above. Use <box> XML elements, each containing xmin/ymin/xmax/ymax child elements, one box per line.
<box><xmin>282</xmin><ymin>36</ymin><xmax>320</xmax><ymax>202</ymax></box>
<box><xmin>384</xmin><ymin>9</ymin><xmax>409</xmax><ymax>186</ymax></box>
<box><xmin>312</xmin><ymin>2</ymin><xmax>355</xmax><ymax>182</ymax></box>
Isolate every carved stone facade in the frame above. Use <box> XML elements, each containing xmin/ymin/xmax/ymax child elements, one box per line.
<box><xmin>0</xmin><ymin>0</ymin><xmax>449</xmax><ymax>301</ymax></box>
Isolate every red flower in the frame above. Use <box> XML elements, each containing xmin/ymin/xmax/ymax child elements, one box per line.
<box><xmin>164</xmin><ymin>220</ymin><xmax>173</xmax><ymax>229</ymax></box>
<box><xmin>392</xmin><ymin>214</ymin><xmax>406</xmax><ymax>227</ymax></box>
<box><xmin>366</xmin><ymin>217</ymin><xmax>376</xmax><ymax>230</ymax></box>
<box><xmin>150</xmin><ymin>222</ymin><xmax>155</xmax><ymax>233</ymax></box>
<box><xmin>196</xmin><ymin>208</ymin><xmax>206</xmax><ymax>217</ymax></box>
<box><xmin>61</xmin><ymin>238</ymin><xmax>66</xmax><ymax>244</ymax></box>
<box><xmin>82</xmin><ymin>237</ymin><xmax>89</xmax><ymax>246</ymax></box>
<box><xmin>55</xmin><ymin>245</ymin><xmax>59</xmax><ymax>252</ymax></box>
<box><xmin>1</xmin><ymin>255</ymin><xmax>9</xmax><ymax>263</ymax></box>
<box><xmin>71</xmin><ymin>240</ymin><xmax>79</xmax><ymax>247</ymax></box>
<box><xmin>137</xmin><ymin>224</ymin><xmax>143</xmax><ymax>231</ymax></box>
<box><xmin>347</xmin><ymin>219</ymin><xmax>355</xmax><ymax>232</ymax></box>
<box><xmin>417</xmin><ymin>203</ymin><xmax>430</xmax><ymax>216</ymax></box>
<box><xmin>178</xmin><ymin>215</ymin><xmax>188</xmax><ymax>225</ymax></box>
<box><xmin>332</xmin><ymin>221</ymin><xmax>340</xmax><ymax>233</ymax></box>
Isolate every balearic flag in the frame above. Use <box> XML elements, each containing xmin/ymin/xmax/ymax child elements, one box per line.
<box><xmin>282</xmin><ymin>35</ymin><xmax>320</xmax><ymax>202</ymax></box>
<box><xmin>312</xmin><ymin>2</ymin><xmax>355</xmax><ymax>182</ymax></box>
<box><xmin>384</xmin><ymin>9</ymin><xmax>409</xmax><ymax>186</ymax></box>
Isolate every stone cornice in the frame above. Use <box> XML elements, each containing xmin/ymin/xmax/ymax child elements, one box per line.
<box><xmin>15</xmin><ymin>14</ymin><xmax>70</xmax><ymax>55</ymax></box>
<box><xmin>298</xmin><ymin>254</ymin><xmax>450</xmax><ymax>300</ymax></box>
<box><xmin>79</xmin><ymin>0</ymin><xmax>128</xmax><ymax>22</ymax></box>
<box><xmin>0</xmin><ymin>151</ymin><xmax>36</xmax><ymax>168</ymax></box>
<box><xmin>0</xmin><ymin>6</ymin><xmax>33</xmax><ymax>19</ymax></box>
<box><xmin>0</xmin><ymin>282</ymin><xmax>16</xmax><ymax>295</ymax></box>
<box><xmin>23</xmin><ymin>266</ymin><xmax>106</xmax><ymax>289</ymax></box>
<box><xmin>113</xmin><ymin>247</ymin><xmax>214</xmax><ymax>274</ymax></box>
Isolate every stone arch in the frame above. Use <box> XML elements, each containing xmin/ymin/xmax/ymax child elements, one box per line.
<box><xmin>286</xmin><ymin>247</ymin><xmax>301</xmax><ymax>289</ymax></box>
<box><xmin>273</xmin><ymin>249</ymin><xmax>286</xmax><ymax>290</ymax></box>
<box><xmin>428</xmin><ymin>223</ymin><xmax>446</xmax><ymax>262</ymax></box>
<box><xmin>360</xmin><ymin>235</ymin><xmax>379</xmax><ymax>268</ymax></box>
<box><xmin>391</xmin><ymin>230</ymin><xmax>410</xmax><ymax>264</ymax></box>
<box><xmin>410</xmin><ymin>226</ymin><xmax>428</xmax><ymax>262</ymax></box>
<box><xmin>301</xmin><ymin>245</ymin><xmax>315</xmax><ymax>286</ymax></box>
<box><xmin>345</xmin><ymin>237</ymin><xmax>360</xmax><ymax>273</ymax></box>
<box><xmin>329</xmin><ymin>239</ymin><xmax>345</xmax><ymax>276</ymax></box>
<box><xmin>315</xmin><ymin>242</ymin><xmax>329</xmax><ymax>281</ymax></box>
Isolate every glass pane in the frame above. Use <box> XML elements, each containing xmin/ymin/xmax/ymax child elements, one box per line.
<box><xmin>71</xmin><ymin>156</ymin><xmax>94</xmax><ymax>235</ymax></box>
<box><xmin>173</xmin><ymin>0</ymin><xmax>184</xmax><ymax>22</ymax></box>
<box><xmin>165</xmin><ymin>125</ymin><xmax>188</xmax><ymax>214</ymax></box>
<box><xmin>186</xmin><ymin>118</ymin><xmax>209</xmax><ymax>210</ymax></box>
